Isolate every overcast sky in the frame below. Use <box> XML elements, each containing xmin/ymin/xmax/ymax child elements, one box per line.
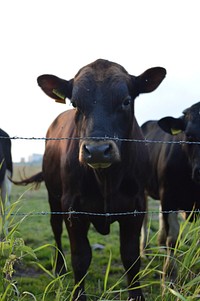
<box><xmin>1</xmin><ymin>0</ymin><xmax>200</xmax><ymax>162</ymax></box>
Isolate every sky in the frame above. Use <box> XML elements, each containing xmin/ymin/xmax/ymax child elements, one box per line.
<box><xmin>1</xmin><ymin>0</ymin><xmax>200</xmax><ymax>162</ymax></box>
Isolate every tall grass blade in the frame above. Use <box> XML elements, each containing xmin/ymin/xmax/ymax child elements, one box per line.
<box><xmin>103</xmin><ymin>249</ymin><xmax>112</xmax><ymax>293</ymax></box>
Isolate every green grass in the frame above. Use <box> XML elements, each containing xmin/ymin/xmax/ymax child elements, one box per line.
<box><xmin>0</xmin><ymin>163</ymin><xmax>199</xmax><ymax>300</ymax></box>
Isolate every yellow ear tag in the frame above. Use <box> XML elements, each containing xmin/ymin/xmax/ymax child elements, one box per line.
<box><xmin>171</xmin><ymin>128</ymin><xmax>182</xmax><ymax>135</ymax></box>
<box><xmin>52</xmin><ymin>89</ymin><xmax>66</xmax><ymax>104</ymax></box>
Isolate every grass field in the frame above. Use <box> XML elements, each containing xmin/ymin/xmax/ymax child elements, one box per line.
<box><xmin>0</xmin><ymin>164</ymin><xmax>199</xmax><ymax>300</ymax></box>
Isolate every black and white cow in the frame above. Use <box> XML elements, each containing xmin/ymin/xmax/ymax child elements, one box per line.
<box><xmin>0</xmin><ymin>128</ymin><xmax>13</xmax><ymax>214</ymax></box>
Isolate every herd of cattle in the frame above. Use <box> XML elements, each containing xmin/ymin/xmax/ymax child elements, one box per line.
<box><xmin>1</xmin><ymin>59</ymin><xmax>200</xmax><ymax>301</ymax></box>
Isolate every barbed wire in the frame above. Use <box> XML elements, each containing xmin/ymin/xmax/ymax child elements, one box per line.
<box><xmin>1</xmin><ymin>209</ymin><xmax>199</xmax><ymax>217</ymax></box>
<box><xmin>1</xmin><ymin>135</ymin><xmax>200</xmax><ymax>217</ymax></box>
<box><xmin>1</xmin><ymin>135</ymin><xmax>200</xmax><ymax>145</ymax></box>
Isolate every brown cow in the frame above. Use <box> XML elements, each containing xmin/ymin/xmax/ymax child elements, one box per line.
<box><xmin>15</xmin><ymin>59</ymin><xmax>166</xmax><ymax>300</ymax></box>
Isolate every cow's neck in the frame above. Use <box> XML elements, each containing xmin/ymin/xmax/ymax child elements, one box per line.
<box><xmin>93</xmin><ymin>169</ymin><xmax>112</xmax><ymax>212</ymax></box>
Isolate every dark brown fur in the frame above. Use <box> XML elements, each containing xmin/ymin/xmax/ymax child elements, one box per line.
<box><xmin>142</xmin><ymin>103</ymin><xmax>200</xmax><ymax>280</ymax></box>
<box><xmin>14</xmin><ymin>59</ymin><xmax>166</xmax><ymax>300</ymax></box>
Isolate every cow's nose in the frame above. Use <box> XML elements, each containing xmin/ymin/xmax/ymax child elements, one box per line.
<box><xmin>84</xmin><ymin>143</ymin><xmax>112</xmax><ymax>160</ymax></box>
<box><xmin>84</xmin><ymin>144</ymin><xmax>112</xmax><ymax>159</ymax></box>
<box><xmin>81</xmin><ymin>142</ymin><xmax>114</xmax><ymax>168</ymax></box>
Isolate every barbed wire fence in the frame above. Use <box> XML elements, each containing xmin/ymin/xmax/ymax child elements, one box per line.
<box><xmin>1</xmin><ymin>135</ymin><xmax>200</xmax><ymax>217</ymax></box>
<box><xmin>1</xmin><ymin>135</ymin><xmax>200</xmax><ymax>145</ymax></box>
<box><xmin>7</xmin><ymin>210</ymin><xmax>200</xmax><ymax>217</ymax></box>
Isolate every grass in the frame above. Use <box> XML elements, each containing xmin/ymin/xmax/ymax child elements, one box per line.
<box><xmin>0</xmin><ymin>163</ymin><xmax>199</xmax><ymax>300</ymax></box>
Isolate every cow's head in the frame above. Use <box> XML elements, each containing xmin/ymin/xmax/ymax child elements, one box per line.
<box><xmin>38</xmin><ymin>59</ymin><xmax>166</xmax><ymax>169</ymax></box>
<box><xmin>158</xmin><ymin>102</ymin><xmax>200</xmax><ymax>183</ymax></box>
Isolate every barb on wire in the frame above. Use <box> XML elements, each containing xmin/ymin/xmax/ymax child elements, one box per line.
<box><xmin>1</xmin><ymin>209</ymin><xmax>199</xmax><ymax>217</ymax></box>
<box><xmin>1</xmin><ymin>135</ymin><xmax>200</xmax><ymax>145</ymax></box>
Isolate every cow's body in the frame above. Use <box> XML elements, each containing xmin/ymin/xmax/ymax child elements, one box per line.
<box><xmin>142</xmin><ymin>103</ymin><xmax>200</xmax><ymax>279</ymax></box>
<box><xmin>0</xmin><ymin>128</ymin><xmax>12</xmax><ymax>235</ymax></box>
<box><xmin>44</xmin><ymin>109</ymin><xmax>148</xmax><ymax>235</ymax></box>
<box><xmin>14</xmin><ymin>59</ymin><xmax>166</xmax><ymax>300</ymax></box>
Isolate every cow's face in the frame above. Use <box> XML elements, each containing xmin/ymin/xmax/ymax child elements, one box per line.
<box><xmin>158</xmin><ymin>102</ymin><xmax>200</xmax><ymax>183</ymax></box>
<box><xmin>38</xmin><ymin>59</ymin><xmax>166</xmax><ymax>169</ymax></box>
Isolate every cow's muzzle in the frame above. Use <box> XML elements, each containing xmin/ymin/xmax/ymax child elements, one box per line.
<box><xmin>79</xmin><ymin>140</ymin><xmax>121</xmax><ymax>169</ymax></box>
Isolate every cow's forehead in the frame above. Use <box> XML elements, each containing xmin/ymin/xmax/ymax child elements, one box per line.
<box><xmin>74</xmin><ymin>59</ymin><xmax>130</xmax><ymax>84</ymax></box>
<box><xmin>184</xmin><ymin>102</ymin><xmax>200</xmax><ymax>120</ymax></box>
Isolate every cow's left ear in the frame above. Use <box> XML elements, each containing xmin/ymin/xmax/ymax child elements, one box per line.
<box><xmin>158</xmin><ymin>116</ymin><xmax>186</xmax><ymax>135</ymax></box>
<box><xmin>136</xmin><ymin>67</ymin><xmax>166</xmax><ymax>93</ymax></box>
<box><xmin>37</xmin><ymin>75</ymin><xmax>73</xmax><ymax>104</ymax></box>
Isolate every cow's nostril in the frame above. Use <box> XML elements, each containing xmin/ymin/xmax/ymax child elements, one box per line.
<box><xmin>83</xmin><ymin>144</ymin><xmax>92</xmax><ymax>158</ymax></box>
<box><xmin>104</xmin><ymin>144</ymin><xmax>112</xmax><ymax>157</ymax></box>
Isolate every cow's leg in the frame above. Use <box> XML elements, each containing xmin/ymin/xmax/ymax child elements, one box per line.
<box><xmin>65</xmin><ymin>218</ymin><xmax>91</xmax><ymax>301</ymax></box>
<box><xmin>162</xmin><ymin>211</ymin><xmax>179</xmax><ymax>282</ymax></box>
<box><xmin>48</xmin><ymin>195</ymin><xmax>66</xmax><ymax>275</ymax></box>
<box><xmin>1</xmin><ymin>170</ymin><xmax>12</xmax><ymax>208</ymax></box>
<box><xmin>140</xmin><ymin>194</ymin><xmax>148</xmax><ymax>258</ymax></box>
<box><xmin>158</xmin><ymin>204</ymin><xmax>167</xmax><ymax>247</ymax></box>
<box><xmin>119</xmin><ymin>216</ymin><xmax>145</xmax><ymax>301</ymax></box>
<box><xmin>140</xmin><ymin>212</ymin><xmax>148</xmax><ymax>259</ymax></box>
<box><xmin>1</xmin><ymin>170</ymin><xmax>12</xmax><ymax>236</ymax></box>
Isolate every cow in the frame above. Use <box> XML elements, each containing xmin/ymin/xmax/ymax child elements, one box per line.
<box><xmin>0</xmin><ymin>128</ymin><xmax>13</xmax><ymax>236</ymax></box>
<box><xmin>141</xmin><ymin>102</ymin><xmax>200</xmax><ymax>281</ymax></box>
<box><xmin>14</xmin><ymin>59</ymin><xmax>166</xmax><ymax>300</ymax></box>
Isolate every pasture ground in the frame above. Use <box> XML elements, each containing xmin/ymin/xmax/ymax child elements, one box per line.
<box><xmin>0</xmin><ymin>164</ymin><xmax>199</xmax><ymax>300</ymax></box>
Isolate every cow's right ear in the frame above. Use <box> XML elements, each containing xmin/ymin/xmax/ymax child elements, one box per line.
<box><xmin>158</xmin><ymin>116</ymin><xmax>186</xmax><ymax>135</ymax></box>
<box><xmin>136</xmin><ymin>67</ymin><xmax>166</xmax><ymax>94</ymax></box>
<box><xmin>37</xmin><ymin>75</ymin><xmax>73</xmax><ymax>104</ymax></box>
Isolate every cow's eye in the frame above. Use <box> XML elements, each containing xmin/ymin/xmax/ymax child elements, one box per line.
<box><xmin>122</xmin><ymin>97</ymin><xmax>132</xmax><ymax>109</ymax></box>
<box><xmin>71</xmin><ymin>100</ymin><xmax>77</xmax><ymax>108</ymax></box>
